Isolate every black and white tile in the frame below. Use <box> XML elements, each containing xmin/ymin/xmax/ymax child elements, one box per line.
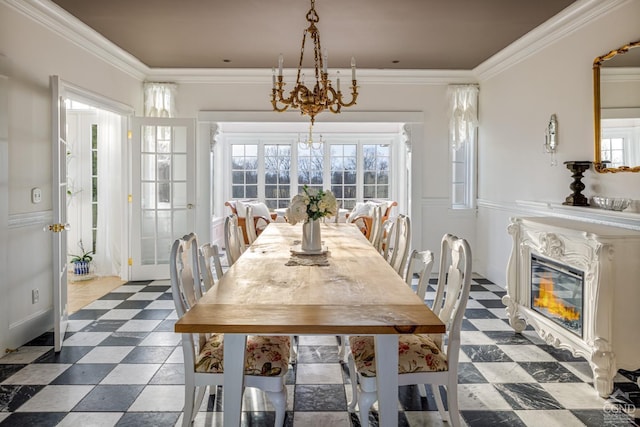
<box><xmin>0</xmin><ymin>277</ymin><xmax>638</xmax><ymax>427</ymax></box>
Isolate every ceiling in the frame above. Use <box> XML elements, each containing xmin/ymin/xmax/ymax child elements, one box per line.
<box><xmin>50</xmin><ymin>0</ymin><xmax>578</xmax><ymax>70</ymax></box>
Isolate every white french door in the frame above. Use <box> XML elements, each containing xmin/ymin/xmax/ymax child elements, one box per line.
<box><xmin>50</xmin><ymin>76</ymin><xmax>69</xmax><ymax>352</ymax></box>
<box><xmin>130</xmin><ymin>117</ymin><xmax>196</xmax><ymax>280</ymax></box>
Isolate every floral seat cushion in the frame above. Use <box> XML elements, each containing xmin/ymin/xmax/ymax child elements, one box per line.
<box><xmin>195</xmin><ymin>334</ymin><xmax>290</xmax><ymax>376</ymax></box>
<box><xmin>349</xmin><ymin>334</ymin><xmax>447</xmax><ymax>377</ymax></box>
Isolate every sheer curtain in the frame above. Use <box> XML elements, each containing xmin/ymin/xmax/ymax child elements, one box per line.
<box><xmin>448</xmin><ymin>85</ymin><xmax>479</xmax><ymax>151</ymax></box>
<box><xmin>94</xmin><ymin>110</ymin><xmax>123</xmax><ymax>276</ymax></box>
<box><xmin>144</xmin><ymin>83</ymin><xmax>177</xmax><ymax>117</ymax></box>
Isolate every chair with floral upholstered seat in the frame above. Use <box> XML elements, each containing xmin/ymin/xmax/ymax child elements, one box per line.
<box><xmin>170</xmin><ymin>234</ymin><xmax>290</xmax><ymax>427</ymax></box>
<box><xmin>346</xmin><ymin>233</ymin><xmax>472</xmax><ymax>427</ymax></box>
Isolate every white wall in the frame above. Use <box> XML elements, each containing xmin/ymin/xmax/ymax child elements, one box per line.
<box><xmin>476</xmin><ymin>0</ymin><xmax>640</xmax><ymax>286</ymax></box>
<box><xmin>0</xmin><ymin>1</ymin><xmax>142</xmax><ymax>352</ymax></box>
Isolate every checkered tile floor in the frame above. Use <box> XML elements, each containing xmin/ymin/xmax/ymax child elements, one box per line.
<box><xmin>1</xmin><ymin>276</ymin><xmax>638</xmax><ymax>426</ymax></box>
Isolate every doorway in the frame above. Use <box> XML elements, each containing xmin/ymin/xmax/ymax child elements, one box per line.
<box><xmin>64</xmin><ymin>98</ymin><xmax>128</xmax><ymax>312</ymax></box>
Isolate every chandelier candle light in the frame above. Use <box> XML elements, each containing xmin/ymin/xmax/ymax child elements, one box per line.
<box><xmin>271</xmin><ymin>0</ymin><xmax>358</xmax><ymax>137</ymax></box>
<box><xmin>286</xmin><ymin>185</ymin><xmax>337</xmax><ymax>253</ymax></box>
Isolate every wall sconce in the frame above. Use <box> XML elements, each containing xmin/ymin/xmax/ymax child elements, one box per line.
<box><xmin>544</xmin><ymin>114</ymin><xmax>558</xmax><ymax>166</ymax></box>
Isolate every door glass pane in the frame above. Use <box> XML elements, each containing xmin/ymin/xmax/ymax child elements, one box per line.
<box><xmin>173</xmin><ymin>210</ymin><xmax>188</xmax><ymax>237</ymax></box>
<box><xmin>157</xmin><ymin>239</ymin><xmax>172</xmax><ymax>264</ymax></box>
<box><xmin>173</xmin><ymin>154</ymin><xmax>187</xmax><ymax>181</ymax></box>
<box><xmin>141</xmin><ymin>239</ymin><xmax>155</xmax><ymax>265</ymax></box>
<box><xmin>157</xmin><ymin>210</ymin><xmax>171</xmax><ymax>236</ymax></box>
<box><xmin>173</xmin><ymin>182</ymin><xmax>187</xmax><ymax>208</ymax></box>
<box><xmin>143</xmin><ymin>127</ymin><xmax>155</xmax><ymax>152</ymax></box>
<box><xmin>157</xmin><ymin>126</ymin><xmax>171</xmax><ymax>150</ymax></box>
<box><xmin>158</xmin><ymin>183</ymin><xmax>171</xmax><ymax>206</ymax></box>
<box><xmin>142</xmin><ymin>183</ymin><xmax>155</xmax><ymax>209</ymax></box>
<box><xmin>173</xmin><ymin>127</ymin><xmax>187</xmax><ymax>152</ymax></box>
<box><xmin>142</xmin><ymin>210</ymin><xmax>155</xmax><ymax>237</ymax></box>
<box><xmin>142</xmin><ymin>154</ymin><xmax>156</xmax><ymax>180</ymax></box>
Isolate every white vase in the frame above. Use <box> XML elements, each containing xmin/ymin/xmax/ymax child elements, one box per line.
<box><xmin>301</xmin><ymin>219</ymin><xmax>322</xmax><ymax>252</ymax></box>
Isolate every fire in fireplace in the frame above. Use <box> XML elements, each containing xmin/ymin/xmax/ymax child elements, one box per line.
<box><xmin>530</xmin><ymin>255</ymin><xmax>584</xmax><ymax>337</ymax></box>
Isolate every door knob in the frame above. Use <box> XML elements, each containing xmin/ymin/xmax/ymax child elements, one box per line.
<box><xmin>187</xmin><ymin>204</ymin><xmax>194</xmax><ymax>209</ymax></box>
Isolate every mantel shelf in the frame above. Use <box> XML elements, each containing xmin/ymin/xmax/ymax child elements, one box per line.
<box><xmin>515</xmin><ymin>200</ymin><xmax>640</xmax><ymax>231</ymax></box>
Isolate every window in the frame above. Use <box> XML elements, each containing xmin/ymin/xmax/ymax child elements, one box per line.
<box><xmin>228</xmin><ymin>135</ymin><xmax>397</xmax><ymax>211</ymax></box>
<box><xmin>448</xmin><ymin>85</ymin><xmax>478</xmax><ymax>209</ymax></box>
<box><xmin>297</xmin><ymin>145</ymin><xmax>324</xmax><ymax>194</ymax></box>
<box><xmin>601</xmin><ymin>121</ymin><xmax>639</xmax><ymax>169</ymax></box>
<box><xmin>452</xmin><ymin>138</ymin><xmax>475</xmax><ymax>208</ymax></box>
<box><xmin>330</xmin><ymin>144</ymin><xmax>357</xmax><ymax>209</ymax></box>
<box><xmin>91</xmin><ymin>124</ymin><xmax>98</xmax><ymax>254</ymax></box>
<box><xmin>363</xmin><ymin>144</ymin><xmax>390</xmax><ymax>200</ymax></box>
<box><xmin>264</xmin><ymin>144</ymin><xmax>291</xmax><ymax>209</ymax></box>
<box><xmin>600</xmin><ymin>137</ymin><xmax>625</xmax><ymax>168</ymax></box>
<box><xmin>231</xmin><ymin>144</ymin><xmax>258</xmax><ymax>199</ymax></box>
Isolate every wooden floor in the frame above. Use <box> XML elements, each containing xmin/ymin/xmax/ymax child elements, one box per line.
<box><xmin>67</xmin><ymin>275</ymin><xmax>125</xmax><ymax>314</ymax></box>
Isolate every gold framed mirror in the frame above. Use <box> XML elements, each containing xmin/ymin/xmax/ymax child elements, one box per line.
<box><xmin>593</xmin><ymin>40</ymin><xmax>640</xmax><ymax>173</ymax></box>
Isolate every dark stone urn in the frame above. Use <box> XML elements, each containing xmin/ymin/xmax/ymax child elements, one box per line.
<box><xmin>562</xmin><ymin>161</ymin><xmax>591</xmax><ymax>206</ymax></box>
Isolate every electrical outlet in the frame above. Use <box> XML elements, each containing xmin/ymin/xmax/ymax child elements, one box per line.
<box><xmin>32</xmin><ymin>289</ymin><xmax>39</xmax><ymax>304</ymax></box>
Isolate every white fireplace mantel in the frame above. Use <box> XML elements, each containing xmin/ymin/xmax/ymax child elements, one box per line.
<box><xmin>504</xmin><ymin>216</ymin><xmax>640</xmax><ymax>397</ymax></box>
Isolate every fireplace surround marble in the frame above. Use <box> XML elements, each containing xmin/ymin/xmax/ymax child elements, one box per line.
<box><xmin>504</xmin><ymin>216</ymin><xmax>640</xmax><ymax>397</ymax></box>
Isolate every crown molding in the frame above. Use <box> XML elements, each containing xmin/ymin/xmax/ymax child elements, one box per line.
<box><xmin>2</xmin><ymin>0</ymin><xmax>149</xmax><ymax>80</ymax></box>
<box><xmin>474</xmin><ymin>0</ymin><xmax>632</xmax><ymax>81</ymax></box>
<box><xmin>146</xmin><ymin>67</ymin><xmax>476</xmax><ymax>85</ymax></box>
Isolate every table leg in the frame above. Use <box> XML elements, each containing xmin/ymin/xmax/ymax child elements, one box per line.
<box><xmin>375</xmin><ymin>335</ymin><xmax>399</xmax><ymax>427</ymax></box>
<box><xmin>223</xmin><ymin>333</ymin><xmax>246</xmax><ymax>427</ymax></box>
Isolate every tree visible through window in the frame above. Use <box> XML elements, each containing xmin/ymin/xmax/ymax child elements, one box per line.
<box><xmin>363</xmin><ymin>144</ymin><xmax>389</xmax><ymax>199</ymax></box>
<box><xmin>264</xmin><ymin>144</ymin><xmax>291</xmax><ymax>209</ymax></box>
<box><xmin>229</xmin><ymin>138</ymin><xmax>394</xmax><ymax>210</ymax></box>
<box><xmin>330</xmin><ymin>144</ymin><xmax>357</xmax><ymax>210</ymax></box>
<box><xmin>297</xmin><ymin>145</ymin><xmax>324</xmax><ymax>194</ymax></box>
<box><xmin>231</xmin><ymin>144</ymin><xmax>258</xmax><ymax>199</ymax></box>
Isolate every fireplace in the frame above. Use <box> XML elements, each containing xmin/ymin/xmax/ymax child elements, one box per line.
<box><xmin>530</xmin><ymin>255</ymin><xmax>583</xmax><ymax>337</ymax></box>
<box><xmin>505</xmin><ymin>217</ymin><xmax>640</xmax><ymax>398</ymax></box>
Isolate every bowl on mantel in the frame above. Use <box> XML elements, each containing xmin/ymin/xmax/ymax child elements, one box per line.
<box><xmin>591</xmin><ymin>196</ymin><xmax>632</xmax><ymax>212</ymax></box>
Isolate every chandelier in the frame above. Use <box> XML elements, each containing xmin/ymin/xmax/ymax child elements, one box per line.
<box><xmin>271</xmin><ymin>0</ymin><xmax>358</xmax><ymax>128</ymax></box>
<box><xmin>297</xmin><ymin>129</ymin><xmax>324</xmax><ymax>150</ymax></box>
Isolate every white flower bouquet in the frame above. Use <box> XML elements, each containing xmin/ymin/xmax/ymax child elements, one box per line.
<box><xmin>285</xmin><ymin>185</ymin><xmax>338</xmax><ymax>225</ymax></box>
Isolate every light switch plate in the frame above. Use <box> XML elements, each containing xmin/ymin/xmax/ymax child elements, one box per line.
<box><xmin>31</xmin><ymin>187</ymin><xmax>42</xmax><ymax>204</ymax></box>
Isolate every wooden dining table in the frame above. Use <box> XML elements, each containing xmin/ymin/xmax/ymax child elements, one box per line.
<box><xmin>174</xmin><ymin>222</ymin><xmax>445</xmax><ymax>427</ymax></box>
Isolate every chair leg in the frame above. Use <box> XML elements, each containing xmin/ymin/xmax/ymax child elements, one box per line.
<box><xmin>418</xmin><ymin>383</ymin><xmax>427</xmax><ymax>397</ymax></box>
<box><xmin>337</xmin><ymin>335</ymin><xmax>346</xmax><ymax>361</ymax></box>
<box><xmin>290</xmin><ymin>335</ymin><xmax>298</xmax><ymax>364</ymax></box>
<box><xmin>183</xmin><ymin>384</ymin><xmax>197</xmax><ymax>426</ymax></box>
<box><xmin>432</xmin><ymin>384</ymin><xmax>448</xmax><ymax>423</ymax></box>
<box><xmin>357</xmin><ymin>389</ymin><xmax>377</xmax><ymax>427</ymax></box>
<box><xmin>446</xmin><ymin>381</ymin><xmax>462</xmax><ymax>427</ymax></box>
<box><xmin>265</xmin><ymin>385</ymin><xmax>287</xmax><ymax>427</ymax></box>
<box><xmin>346</xmin><ymin>354</ymin><xmax>359</xmax><ymax>412</ymax></box>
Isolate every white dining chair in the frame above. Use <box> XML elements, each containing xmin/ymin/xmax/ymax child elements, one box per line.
<box><xmin>347</xmin><ymin>233</ymin><xmax>472</xmax><ymax>427</ymax></box>
<box><xmin>388</xmin><ymin>214</ymin><xmax>411</xmax><ymax>277</ymax></box>
<box><xmin>367</xmin><ymin>205</ymin><xmax>383</xmax><ymax>248</ymax></box>
<box><xmin>404</xmin><ymin>249</ymin><xmax>435</xmax><ymax>301</ymax></box>
<box><xmin>224</xmin><ymin>214</ymin><xmax>246</xmax><ymax>266</ymax></box>
<box><xmin>197</xmin><ymin>242</ymin><xmax>224</xmax><ymax>292</ymax></box>
<box><xmin>170</xmin><ymin>235</ymin><xmax>291</xmax><ymax>427</ymax></box>
<box><xmin>377</xmin><ymin>217</ymin><xmax>396</xmax><ymax>259</ymax></box>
